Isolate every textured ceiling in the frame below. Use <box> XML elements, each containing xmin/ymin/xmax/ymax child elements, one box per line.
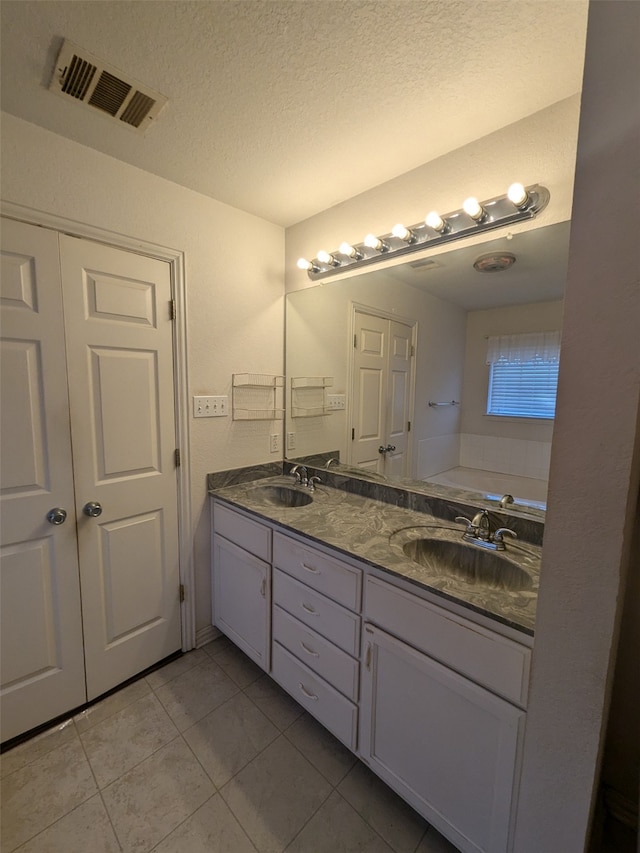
<box><xmin>1</xmin><ymin>1</ymin><xmax>588</xmax><ymax>226</ymax></box>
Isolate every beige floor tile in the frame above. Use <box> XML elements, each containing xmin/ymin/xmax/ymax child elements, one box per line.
<box><xmin>102</xmin><ymin>737</ymin><xmax>214</xmax><ymax>853</ymax></box>
<box><xmin>152</xmin><ymin>793</ymin><xmax>257</xmax><ymax>853</ymax></box>
<box><xmin>221</xmin><ymin>735</ymin><xmax>331</xmax><ymax>853</ymax></box>
<box><xmin>74</xmin><ymin>679</ymin><xmax>151</xmax><ymax>735</ymax></box>
<box><xmin>0</xmin><ymin>719</ymin><xmax>77</xmax><ymax>779</ymax></box>
<box><xmin>202</xmin><ymin>635</ymin><xmax>235</xmax><ymax>660</ymax></box>
<box><xmin>415</xmin><ymin>826</ymin><xmax>460</xmax><ymax>852</ymax></box>
<box><xmin>154</xmin><ymin>657</ymin><xmax>239</xmax><ymax>732</ymax></box>
<box><xmin>13</xmin><ymin>794</ymin><xmax>120</xmax><ymax>853</ymax></box>
<box><xmin>285</xmin><ymin>790</ymin><xmax>393</xmax><ymax>853</ymax></box>
<box><xmin>284</xmin><ymin>713</ymin><xmax>356</xmax><ymax>786</ymax></box>
<box><xmin>213</xmin><ymin>644</ymin><xmax>264</xmax><ymax>688</ymax></box>
<box><xmin>338</xmin><ymin>762</ymin><xmax>428</xmax><ymax>853</ymax></box>
<box><xmin>145</xmin><ymin>649</ymin><xmax>209</xmax><ymax>690</ymax></box>
<box><xmin>0</xmin><ymin>739</ymin><xmax>97</xmax><ymax>852</ymax></box>
<box><xmin>80</xmin><ymin>693</ymin><xmax>179</xmax><ymax>788</ymax></box>
<box><xmin>184</xmin><ymin>692</ymin><xmax>278</xmax><ymax>788</ymax></box>
<box><xmin>244</xmin><ymin>674</ymin><xmax>304</xmax><ymax>731</ymax></box>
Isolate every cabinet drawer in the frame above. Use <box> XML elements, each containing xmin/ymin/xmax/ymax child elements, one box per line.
<box><xmin>273</xmin><ymin>532</ymin><xmax>361</xmax><ymax>610</ymax></box>
<box><xmin>273</xmin><ymin>569</ymin><xmax>360</xmax><ymax>656</ymax></box>
<box><xmin>214</xmin><ymin>502</ymin><xmax>271</xmax><ymax>562</ymax></box>
<box><xmin>365</xmin><ymin>576</ymin><xmax>531</xmax><ymax>706</ymax></box>
<box><xmin>272</xmin><ymin>642</ymin><xmax>357</xmax><ymax>750</ymax></box>
<box><xmin>273</xmin><ymin>605</ymin><xmax>359</xmax><ymax>701</ymax></box>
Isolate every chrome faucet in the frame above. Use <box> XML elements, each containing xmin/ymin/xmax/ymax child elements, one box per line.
<box><xmin>307</xmin><ymin>476</ymin><xmax>322</xmax><ymax>492</ymax></box>
<box><xmin>454</xmin><ymin>509</ymin><xmax>517</xmax><ymax>551</ymax></box>
<box><xmin>325</xmin><ymin>458</ymin><xmax>340</xmax><ymax>469</ymax></box>
<box><xmin>498</xmin><ymin>494</ymin><xmax>515</xmax><ymax>509</ymax></box>
<box><xmin>289</xmin><ymin>465</ymin><xmax>308</xmax><ymax>486</ymax></box>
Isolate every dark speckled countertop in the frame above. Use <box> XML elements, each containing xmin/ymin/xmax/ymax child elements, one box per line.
<box><xmin>210</xmin><ymin>475</ymin><xmax>540</xmax><ymax>637</ymax></box>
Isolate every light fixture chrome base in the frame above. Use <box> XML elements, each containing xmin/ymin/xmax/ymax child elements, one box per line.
<box><xmin>305</xmin><ymin>184</ymin><xmax>550</xmax><ymax>281</ymax></box>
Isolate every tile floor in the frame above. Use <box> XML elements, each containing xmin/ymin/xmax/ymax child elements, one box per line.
<box><xmin>1</xmin><ymin>637</ymin><xmax>458</xmax><ymax>853</ymax></box>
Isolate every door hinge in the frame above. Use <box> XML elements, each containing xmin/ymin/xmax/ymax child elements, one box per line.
<box><xmin>169</xmin><ymin>299</ymin><xmax>176</xmax><ymax>320</ymax></box>
<box><xmin>407</xmin><ymin>420</ymin><xmax>411</xmax><ymax>432</ymax></box>
<box><xmin>410</xmin><ymin>344</ymin><xmax>415</xmax><ymax>357</ymax></box>
<box><xmin>354</xmin><ymin>334</ymin><xmax>357</xmax><ymax>348</ymax></box>
<box><xmin>351</xmin><ymin>428</ymin><xmax>355</xmax><ymax>441</ymax></box>
<box><xmin>174</xmin><ymin>448</ymin><xmax>181</xmax><ymax>467</ymax></box>
<box><xmin>365</xmin><ymin>643</ymin><xmax>372</xmax><ymax>670</ymax></box>
<box><xmin>179</xmin><ymin>584</ymin><xmax>185</xmax><ymax>602</ymax></box>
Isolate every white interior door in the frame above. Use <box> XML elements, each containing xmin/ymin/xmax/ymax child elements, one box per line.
<box><xmin>351</xmin><ymin>310</ymin><xmax>414</xmax><ymax>476</ymax></box>
<box><xmin>0</xmin><ymin>220</ymin><xmax>86</xmax><ymax>742</ymax></box>
<box><xmin>59</xmin><ymin>236</ymin><xmax>181</xmax><ymax>700</ymax></box>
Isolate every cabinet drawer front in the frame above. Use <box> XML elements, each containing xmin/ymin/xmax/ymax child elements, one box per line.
<box><xmin>273</xmin><ymin>532</ymin><xmax>361</xmax><ymax>610</ymax></box>
<box><xmin>365</xmin><ymin>576</ymin><xmax>531</xmax><ymax>706</ymax></box>
<box><xmin>273</xmin><ymin>605</ymin><xmax>359</xmax><ymax>701</ymax></box>
<box><xmin>273</xmin><ymin>569</ymin><xmax>360</xmax><ymax>656</ymax></box>
<box><xmin>272</xmin><ymin>642</ymin><xmax>357</xmax><ymax>750</ymax></box>
<box><xmin>214</xmin><ymin>502</ymin><xmax>271</xmax><ymax>562</ymax></box>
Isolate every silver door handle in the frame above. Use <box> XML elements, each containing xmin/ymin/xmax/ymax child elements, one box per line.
<box><xmin>378</xmin><ymin>444</ymin><xmax>396</xmax><ymax>454</ymax></box>
<box><xmin>47</xmin><ymin>507</ymin><xmax>67</xmax><ymax>525</ymax></box>
<box><xmin>83</xmin><ymin>501</ymin><xmax>102</xmax><ymax>517</ymax></box>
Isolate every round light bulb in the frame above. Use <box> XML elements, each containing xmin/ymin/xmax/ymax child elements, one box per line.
<box><xmin>297</xmin><ymin>257</ymin><xmax>313</xmax><ymax>271</ymax></box>
<box><xmin>316</xmin><ymin>250</ymin><xmax>334</xmax><ymax>265</ymax></box>
<box><xmin>507</xmin><ymin>182</ymin><xmax>529</xmax><ymax>207</ymax></box>
<box><xmin>391</xmin><ymin>223</ymin><xmax>412</xmax><ymax>241</ymax></box>
<box><xmin>339</xmin><ymin>242</ymin><xmax>362</xmax><ymax>260</ymax></box>
<box><xmin>425</xmin><ymin>211</ymin><xmax>445</xmax><ymax>232</ymax></box>
<box><xmin>364</xmin><ymin>233</ymin><xmax>383</xmax><ymax>250</ymax></box>
<box><xmin>462</xmin><ymin>197</ymin><xmax>484</xmax><ymax>221</ymax></box>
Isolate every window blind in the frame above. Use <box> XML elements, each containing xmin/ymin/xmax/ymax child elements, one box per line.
<box><xmin>486</xmin><ymin>331</ymin><xmax>560</xmax><ymax>419</ymax></box>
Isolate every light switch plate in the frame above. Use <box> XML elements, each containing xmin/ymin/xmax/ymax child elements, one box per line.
<box><xmin>193</xmin><ymin>395</ymin><xmax>228</xmax><ymax>417</ymax></box>
<box><xmin>326</xmin><ymin>394</ymin><xmax>346</xmax><ymax>410</ymax></box>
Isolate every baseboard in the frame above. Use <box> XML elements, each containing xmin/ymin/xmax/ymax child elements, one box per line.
<box><xmin>195</xmin><ymin>625</ymin><xmax>221</xmax><ymax>648</ymax></box>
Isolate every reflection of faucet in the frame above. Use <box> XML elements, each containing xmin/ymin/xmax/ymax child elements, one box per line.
<box><xmin>290</xmin><ymin>465</ymin><xmax>308</xmax><ymax>486</ymax></box>
<box><xmin>499</xmin><ymin>494</ymin><xmax>515</xmax><ymax>509</ymax></box>
<box><xmin>326</xmin><ymin>458</ymin><xmax>340</xmax><ymax>469</ymax></box>
<box><xmin>455</xmin><ymin>510</ymin><xmax>517</xmax><ymax>551</ymax></box>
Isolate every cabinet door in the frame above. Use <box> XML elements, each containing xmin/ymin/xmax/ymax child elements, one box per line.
<box><xmin>213</xmin><ymin>534</ymin><xmax>270</xmax><ymax>670</ymax></box>
<box><xmin>360</xmin><ymin>624</ymin><xmax>524</xmax><ymax>853</ymax></box>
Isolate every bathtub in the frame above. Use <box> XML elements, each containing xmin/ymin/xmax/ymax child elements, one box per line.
<box><xmin>426</xmin><ymin>466</ymin><xmax>548</xmax><ymax>511</ymax></box>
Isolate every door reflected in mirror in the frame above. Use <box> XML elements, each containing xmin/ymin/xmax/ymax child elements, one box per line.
<box><xmin>285</xmin><ymin>221</ymin><xmax>570</xmax><ymax>512</ymax></box>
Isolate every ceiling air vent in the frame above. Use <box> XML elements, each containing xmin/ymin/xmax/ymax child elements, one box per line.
<box><xmin>50</xmin><ymin>40</ymin><xmax>167</xmax><ymax>133</ymax></box>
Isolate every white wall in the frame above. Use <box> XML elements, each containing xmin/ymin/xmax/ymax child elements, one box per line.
<box><xmin>0</xmin><ymin>113</ymin><xmax>284</xmax><ymax>635</ymax></box>
<box><xmin>285</xmin><ymin>95</ymin><xmax>581</xmax><ymax>293</ymax></box>
<box><xmin>286</xmin><ymin>272</ymin><xmax>466</xmax><ymax>476</ymax></box>
<box><xmin>513</xmin><ymin>2</ymin><xmax>640</xmax><ymax>849</ymax></box>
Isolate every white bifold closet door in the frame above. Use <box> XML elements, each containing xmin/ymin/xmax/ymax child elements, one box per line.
<box><xmin>0</xmin><ymin>218</ymin><xmax>181</xmax><ymax>742</ymax></box>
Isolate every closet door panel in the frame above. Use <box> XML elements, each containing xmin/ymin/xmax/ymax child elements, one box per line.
<box><xmin>59</xmin><ymin>236</ymin><xmax>181</xmax><ymax>700</ymax></box>
<box><xmin>0</xmin><ymin>219</ymin><xmax>86</xmax><ymax>742</ymax></box>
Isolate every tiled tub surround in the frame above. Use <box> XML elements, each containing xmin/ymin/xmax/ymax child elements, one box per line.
<box><xmin>210</xmin><ymin>479</ymin><xmax>538</xmax><ymax>853</ymax></box>
<box><xmin>210</xmin><ymin>475</ymin><xmax>541</xmax><ymax>635</ymax></box>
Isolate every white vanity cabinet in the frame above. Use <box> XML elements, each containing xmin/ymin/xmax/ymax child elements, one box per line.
<box><xmin>270</xmin><ymin>531</ymin><xmax>362</xmax><ymax>750</ymax></box>
<box><xmin>360</xmin><ymin>576</ymin><xmax>529</xmax><ymax>853</ymax></box>
<box><xmin>212</xmin><ymin>503</ymin><xmax>271</xmax><ymax>670</ymax></box>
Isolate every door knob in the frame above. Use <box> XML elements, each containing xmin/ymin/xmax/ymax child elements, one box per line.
<box><xmin>47</xmin><ymin>507</ymin><xmax>67</xmax><ymax>525</ymax></box>
<box><xmin>83</xmin><ymin>501</ymin><xmax>103</xmax><ymax>517</ymax></box>
<box><xmin>378</xmin><ymin>444</ymin><xmax>396</xmax><ymax>454</ymax></box>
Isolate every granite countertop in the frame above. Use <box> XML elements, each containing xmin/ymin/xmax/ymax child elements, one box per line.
<box><xmin>210</xmin><ymin>475</ymin><xmax>540</xmax><ymax>637</ymax></box>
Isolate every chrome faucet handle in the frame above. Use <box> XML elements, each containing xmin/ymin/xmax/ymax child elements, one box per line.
<box><xmin>498</xmin><ymin>494</ymin><xmax>515</xmax><ymax>509</ymax></box>
<box><xmin>470</xmin><ymin>509</ymin><xmax>491</xmax><ymax>539</ymax></box>
<box><xmin>325</xmin><ymin>458</ymin><xmax>339</xmax><ymax>469</ymax></box>
<box><xmin>308</xmin><ymin>476</ymin><xmax>322</xmax><ymax>491</ymax></box>
<box><xmin>455</xmin><ymin>515</ymin><xmax>477</xmax><ymax>534</ymax></box>
<box><xmin>493</xmin><ymin>527</ymin><xmax>517</xmax><ymax>543</ymax></box>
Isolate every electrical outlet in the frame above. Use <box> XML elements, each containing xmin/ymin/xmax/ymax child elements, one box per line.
<box><xmin>326</xmin><ymin>394</ymin><xmax>346</xmax><ymax>410</ymax></box>
<box><xmin>287</xmin><ymin>432</ymin><xmax>296</xmax><ymax>451</ymax></box>
<box><xmin>270</xmin><ymin>433</ymin><xmax>280</xmax><ymax>453</ymax></box>
<box><xmin>193</xmin><ymin>395</ymin><xmax>228</xmax><ymax>417</ymax></box>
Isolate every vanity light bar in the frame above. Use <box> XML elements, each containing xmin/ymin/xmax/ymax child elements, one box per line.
<box><xmin>297</xmin><ymin>183</ymin><xmax>550</xmax><ymax>281</ymax></box>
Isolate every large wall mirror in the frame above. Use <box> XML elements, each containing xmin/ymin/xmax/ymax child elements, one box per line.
<box><xmin>285</xmin><ymin>220</ymin><xmax>570</xmax><ymax>512</ymax></box>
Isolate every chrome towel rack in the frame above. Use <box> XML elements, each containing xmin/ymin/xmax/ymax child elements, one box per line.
<box><xmin>428</xmin><ymin>400</ymin><xmax>460</xmax><ymax>408</ymax></box>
